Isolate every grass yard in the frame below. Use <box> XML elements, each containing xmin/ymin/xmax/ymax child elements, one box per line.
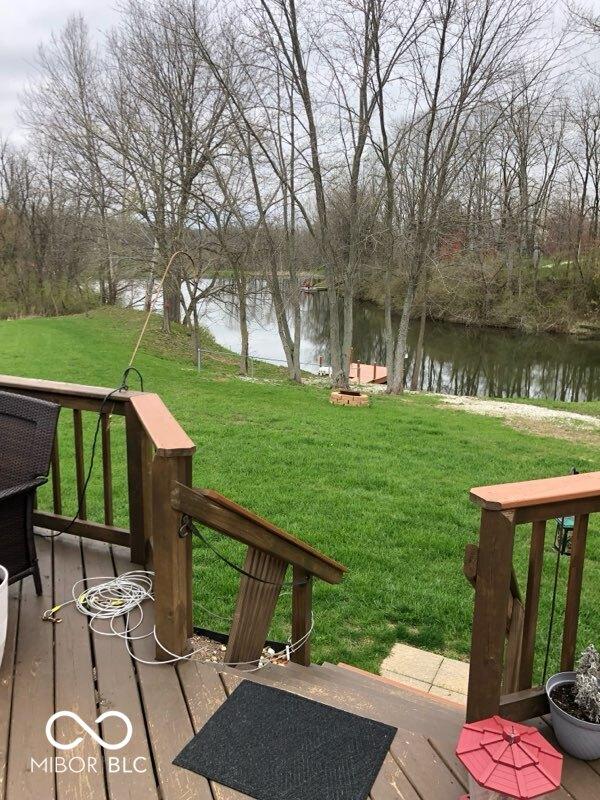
<box><xmin>1</xmin><ymin>307</ymin><xmax>599</xmax><ymax>676</ymax></box>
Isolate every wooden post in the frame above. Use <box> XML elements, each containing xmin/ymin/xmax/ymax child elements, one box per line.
<box><xmin>142</xmin><ymin>438</ymin><xmax>155</xmax><ymax>568</ymax></box>
<box><xmin>125</xmin><ymin>404</ymin><xmax>150</xmax><ymax>565</ymax></box>
<box><xmin>73</xmin><ymin>409</ymin><xmax>87</xmax><ymax>519</ymax></box>
<box><xmin>182</xmin><ymin>456</ymin><xmax>194</xmax><ymax>637</ymax></box>
<box><xmin>226</xmin><ymin>546</ymin><xmax>287</xmax><ymax>667</ymax></box>
<box><xmin>291</xmin><ymin>566</ymin><xmax>312</xmax><ymax>666</ymax></box>
<box><xmin>518</xmin><ymin>520</ymin><xmax>546</xmax><ymax>690</ymax></box>
<box><xmin>561</xmin><ymin>514</ymin><xmax>589</xmax><ymax>671</ymax></box>
<box><xmin>466</xmin><ymin>508</ymin><xmax>516</xmax><ymax>722</ymax></box>
<box><xmin>51</xmin><ymin>431</ymin><xmax>62</xmax><ymax>515</ymax></box>
<box><xmin>152</xmin><ymin>454</ymin><xmax>192</xmax><ymax>660</ymax></box>
<box><xmin>503</xmin><ymin>598</ymin><xmax>524</xmax><ymax>694</ymax></box>
<box><xmin>101</xmin><ymin>413</ymin><xmax>113</xmax><ymax>526</ymax></box>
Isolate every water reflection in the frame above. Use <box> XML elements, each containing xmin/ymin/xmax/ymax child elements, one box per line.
<box><xmin>188</xmin><ymin>280</ymin><xmax>599</xmax><ymax>400</ymax></box>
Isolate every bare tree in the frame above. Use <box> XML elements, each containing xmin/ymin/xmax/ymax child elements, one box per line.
<box><xmin>23</xmin><ymin>15</ymin><xmax>121</xmax><ymax>305</ymax></box>
<box><xmin>101</xmin><ymin>0</ymin><xmax>228</xmax><ymax>329</ymax></box>
<box><xmin>385</xmin><ymin>0</ymin><xmax>546</xmax><ymax>393</ymax></box>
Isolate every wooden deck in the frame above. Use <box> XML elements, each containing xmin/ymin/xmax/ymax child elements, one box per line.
<box><xmin>349</xmin><ymin>362</ymin><xmax>388</xmax><ymax>384</ymax></box>
<box><xmin>1</xmin><ymin>534</ymin><xmax>599</xmax><ymax>800</ymax></box>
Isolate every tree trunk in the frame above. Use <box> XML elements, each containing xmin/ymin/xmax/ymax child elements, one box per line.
<box><xmin>163</xmin><ymin>272</ymin><xmax>181</xmax><ymax>327</ymax></box>
<box><xmin>410</xmin><ymin>296</ymin><xmax>427</xmax><ymax>391</ymax></box>
<box><xmin>340</xmin><ymin>281</ymin><xmax>353</xmax><ymax>389</ymax></box>
<box><xmin>388</xmin><ymin>278</ymin><xmax>416</xmax><ymax>394</ymax></box>
<box><xmin>101</xmin><ymin>213</ymin><xmax>118</xmax><ymax>305</ymax></box>
<box><xmin>384</xmin><ymin>271</ymin><xmax>394</xmax><ymax>379</ymax></box>
<box><xmin>325</xmin><ymin>266</ymin><xmax>343</xmax><ymax>386</ymax></box>
<box><xmin>291</xmin><ymin>285</ymin><xmax>302</xmax><ymax>383</ymax></box>
<box><xmin>238</xmin><ymin>280</ymin><xmax>250</xmax><ymax>376</ymax></box>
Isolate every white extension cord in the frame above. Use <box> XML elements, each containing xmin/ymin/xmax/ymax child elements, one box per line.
<box><xmin>44</xmin><ymin>570</ymin><xmax>314</xmax><ymax>670</ymax></box>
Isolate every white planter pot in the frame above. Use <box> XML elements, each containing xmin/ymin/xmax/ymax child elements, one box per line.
<box><xmin>0</xmin><ymin>565</ymin><xmax>7</xmax><ymax>669</ymax></box>
<box><xmin>547</xmin><ymin>671</ymin><xmax>600</xmax><ymax>760</ymax></box>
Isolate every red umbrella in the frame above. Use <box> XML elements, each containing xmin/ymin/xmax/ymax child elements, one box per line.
<box><xmin>456</xmin><ymin>715</ymin><xmax>563</xmax><ymax>799</ymax></box>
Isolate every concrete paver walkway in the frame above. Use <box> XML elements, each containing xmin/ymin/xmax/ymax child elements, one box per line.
<box><xmin>380</xmin><ymin>643</ymin><xmax>469</xmax><ymax>704</ymax></box>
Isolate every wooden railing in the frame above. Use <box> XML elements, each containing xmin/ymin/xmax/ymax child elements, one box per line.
<box><xmin>465</xmin><ymin>471</ymin><xmax>600</xmax><ymax>723</ymax></box>
<box><xmin>171</xmin><ymin>484</ymin><xmax>347</xmax><ymax>667</ymax></box>
<box><xmin>0</xmin><ymin>374</ymin><xmax>196</xmax><ymax>660</ymax></box>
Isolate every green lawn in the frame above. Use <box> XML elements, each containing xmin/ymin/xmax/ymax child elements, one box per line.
<box><xmin>1</xmin><ymin>308</ymin><xmax>598</xmax><ymax>677</ymax></box>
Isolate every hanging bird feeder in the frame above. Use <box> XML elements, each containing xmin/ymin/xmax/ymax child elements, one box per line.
<box><xmin>456</xmin><ymin>716</ymin><xmax>563</xmax><ymax>800</ymax></box>
<box><xmin>553</xmin><ymin>516</ymin><xmax>575</xmax><ymax>556</ymax></box>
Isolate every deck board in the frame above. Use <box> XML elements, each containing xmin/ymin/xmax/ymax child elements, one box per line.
<box><xmin>54</xmin><ymin>536</ymin><xmax>107</xmax><ymax>800</ymax></box>
<box><xmin>0</xmin><ymin>584</ymin><xmax>20</xmax><ymax>800</ymax></box>
<box><xmin>111</xmin><ymin>549</ymin><xmax>213</xmax><ymax>800</ymax></box>
<box><xmin>391</xmin><ymin>730</ymin><xmax>465</xmax><ymax>798</ymax></box>
<box><xmin>81</xmin><ymin>540</ymin><xmax>159</xmax><ymax>800</ymax></box>
<box><xmin>178</xmin><ymin>661</ymin><xmax>252</xmax><ymax>800</ymax></box>
<box><xmin>2</xmin><ymin>532</ymin><xmax>599</xmax><ymax>800</ymax></box>
<box><xmin>6</xmin><ymin>539</ymin><xmax>55</xmax><ymax>799</ymax></box>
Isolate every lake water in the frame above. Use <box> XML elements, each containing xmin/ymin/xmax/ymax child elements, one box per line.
<box><xmin>139</xmin><ymin>280</ymin><xmax>600</xmax><ymax>400</ymax></box>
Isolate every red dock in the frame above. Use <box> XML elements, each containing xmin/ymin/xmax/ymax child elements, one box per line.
<box><xmin>349</xmin><ymin>362</ymin><xmax>388</xmax><ymax>384</ymax></box>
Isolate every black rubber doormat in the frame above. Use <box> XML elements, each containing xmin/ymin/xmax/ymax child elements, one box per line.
<box><xmin>173</xmin><ymin>680</ymin><xmax>397</xmax><ymax>800</ymax></box>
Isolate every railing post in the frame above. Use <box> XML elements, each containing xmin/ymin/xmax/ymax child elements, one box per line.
<box><xmin>101</xmin><ymin>413</ymin><xmax>113</xmax><ymax>526</ymax></box>
<box><xmin>125</xmin><ymin>404</ymin><xmax>150</xmax><ymax>565</ymax></box>
<box><xmin>152</xmin><ymin>453</ymin><xmax>193</xmax><ymax>660</ymax></box>
<box><xmin>466</xmin><ymin>508</ymin><xmax>516</xmax><ymax>722</ymax></box>
<box><xmin>561</xmin><ymin>514</ymin><xmax>589</xmax><ymax>671</ymax></box>
<box><xmin>225</xmin><ymin>547</ymin><xmax>287</xmax><ymax>668</ymax></box>
<box><xmin>73</xmin><ymin>409</ymin><xmax>87</xmax><ymax>520</ymax></box>
<box><xmin>51</xmin><ymin>431</ymin><xmax>62</xmax><ymax>514</ymax></box>
<box><xmin>291</xmin><ymin>566</ymin><xmax>312</xmax><ymax>666</ymax></box>
<box><xmin>518</xmin><ymin>520</ymin><xmax>546</xmax><ymax>690</ymax></box>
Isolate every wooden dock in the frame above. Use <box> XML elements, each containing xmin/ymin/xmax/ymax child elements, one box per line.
<box><xmin>349</xmin><ymin>362</ymin><xmax>388</xmax><ymax>384</ymax></box>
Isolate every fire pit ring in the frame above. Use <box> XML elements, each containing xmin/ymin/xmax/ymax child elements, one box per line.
<box><xmin>330</xmin><ymin>389</ymin><xmax>369</xmax><ymax>407</ymax></box>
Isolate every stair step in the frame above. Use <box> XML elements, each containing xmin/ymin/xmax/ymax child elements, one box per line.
<box><xmin>318</xmin><ymin>662</ymin><xmax>465</xmax><ymax>713</ymax></box>
<box><xmin>215</xmin><ymin>659</ymin><xmax>463</xmax><ymax>745</ymax></box>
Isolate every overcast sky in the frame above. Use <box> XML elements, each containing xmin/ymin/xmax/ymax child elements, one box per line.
<box><xmin>0</xmin><ymin>0</ymin><xmax>121</xmax><ymax>140</ymax></box>
<box><xmin>2</xmin><ymin>0</ymin><xmax>600</xmax><ymax>143</ymax></box>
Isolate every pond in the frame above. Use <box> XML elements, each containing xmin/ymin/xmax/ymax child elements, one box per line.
<box><xmin>149</xmin><ymin>280</ymin><xmax>600</xmax><ymax>400</ymax></box>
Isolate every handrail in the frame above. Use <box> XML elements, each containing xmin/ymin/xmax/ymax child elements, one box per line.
<box><xmin>0</xmin><ymin>373</ymin><xmax>196</xmax><ymax>660</ymax></box>
<box><xmin>130</xmin><ymin>394</ymin><xmax>196</xmax><ymax>457</ymax></box>
<box><xmin>466</xmin><ymin>471</ymin><xmax>597</xmax><ymax>724</ymax></box>
<box><xmin>172</xmin><ymin>484</ymin><xmax>346</xmax><ymax>583</ymax></box>
<box><xmin>471</xmin><ymin>472</ymin><xmax>600</xmax><ymax>510</ymax></box>
<box><xmin>0</xmin><ymin>373</ymin><xmax>138</xmax><ymax>411</ymax></box>
<box><xmin>172</xmin><ymin>483</ymin><xmax>348</xmax><ymax>666</ymax></box>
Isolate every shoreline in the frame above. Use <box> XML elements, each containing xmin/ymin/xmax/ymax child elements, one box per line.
<box><xmin>354</xmin><ymin>291</ymin><xmax>600</xmax><ymax>341</ymax></box>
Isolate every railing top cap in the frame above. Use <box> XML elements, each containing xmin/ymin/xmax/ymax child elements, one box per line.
<box><xmin>0</xmin><ymin>375</ymin><xmax>196</xmax><ymax>458</ymax></box>
<box><xmin>470</xmin><ymin>471</ymin><xmax>600</xmax><ymax>511</ymax></box>
<box><xmin>0</xmin><ymin>374</ymin><xmax>139</xmax><ymax>402</ymax></box>
<box><xmin>130</xmin><ymin>393</ymin><xmax>195</xmax><ymax>457</ymax></box>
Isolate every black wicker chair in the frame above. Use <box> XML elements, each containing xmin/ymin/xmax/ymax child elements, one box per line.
<box><xmin>0</xmin><ymin>391</ymin><xmax>60</xmax><ymax>595</ymax></box>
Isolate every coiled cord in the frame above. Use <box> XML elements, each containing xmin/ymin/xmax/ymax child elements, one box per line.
<box><xmin>45</xmin><ymin>570</ymin><xmax>314</xmax><ymax>670</ymax></box>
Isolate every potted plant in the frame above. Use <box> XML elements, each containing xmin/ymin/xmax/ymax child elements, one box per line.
<box><xmin>0</xmin><ymin>565</ymin><xmax>7</xmax><ymax>668</ymax></box>
<box><xmin>546</xmin><ymin>644</ymin><xmax>600</xmax><ymax>760</ymax></box>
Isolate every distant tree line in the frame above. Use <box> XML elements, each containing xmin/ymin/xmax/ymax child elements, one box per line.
<box><xmin>1</xmin><ymin>0</ymin><xmax>599</xmax><ymax>391</ymax></box>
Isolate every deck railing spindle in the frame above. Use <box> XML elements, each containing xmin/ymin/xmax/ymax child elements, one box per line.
<box><xmin>73</xmin><ymin>409</ymin><xmax>87</xmax><ymax>520</ymax></box>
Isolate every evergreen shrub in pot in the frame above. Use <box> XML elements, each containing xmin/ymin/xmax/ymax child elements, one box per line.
<box><xmin>546</xmin><ymin>645</ymin><xmax>600</xmax><ymax>760</ymax></box>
